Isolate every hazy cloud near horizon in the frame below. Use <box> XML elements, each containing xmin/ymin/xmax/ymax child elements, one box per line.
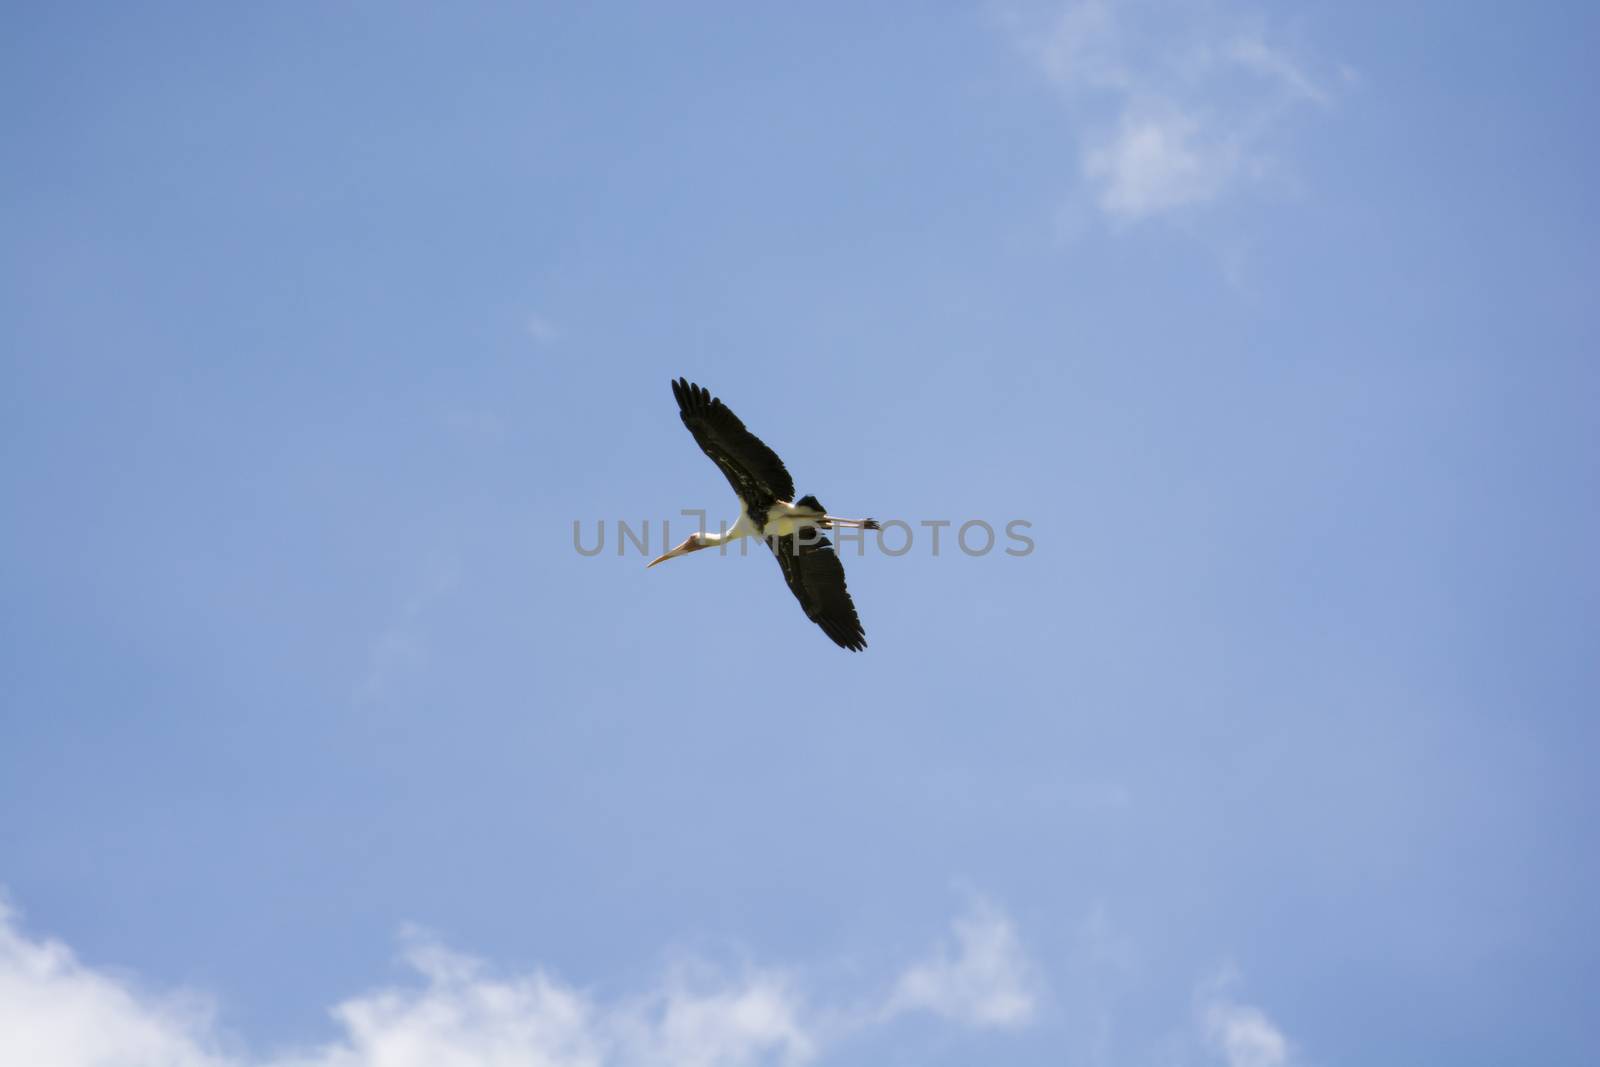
<box><xmin>0</xmin><ymin>897</ymin><xmax>1050</xmax><ymax>1067</ymax></box>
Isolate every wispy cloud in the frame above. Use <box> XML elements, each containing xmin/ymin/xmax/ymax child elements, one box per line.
<box><xmin>1049</xmin><ymin>907</ymin><xmax>1294</xmax><ymax>1067</ymax></box>
<box><xmin>883</xmin><ymin>898</ymin><xmax>1039</xmax><ymax>1028</ymax></box>
<box><xmin>0</xmin><ymin>897</ymin><xmax>1039</xmax><ymax>1067</ymax></box>
<box><xmin>1005</xmin><ymin>0</ymin><xmax>1342</xmax><ymax>223</ymax></box>
<box><xmin>1196</xmin><ymin>966</ymin><xmax>1293</xmax><ymax>1067</ymax></box>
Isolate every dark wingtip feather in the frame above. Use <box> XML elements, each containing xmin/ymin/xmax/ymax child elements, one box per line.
<box><xmin>673</xmin><ymin>377</ymin><xmax>707</xmax><ymax>420</ymax></box>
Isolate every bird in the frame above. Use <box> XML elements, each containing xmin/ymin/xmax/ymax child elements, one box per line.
<box><xmin>648</xmin><ymin>378</ymin><xmax>879</xmax><ymax>651</ymax></box>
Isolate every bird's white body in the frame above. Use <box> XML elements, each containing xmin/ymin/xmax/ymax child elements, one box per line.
<box><xmin>734</xmin><ymin>499</ymin><xmax>824</xmax><ymax>542</ymax></box>
<box><xmin>672</xmin><ymin>499</ymin><xmax>867</xmax><ymax>552</ymax></box>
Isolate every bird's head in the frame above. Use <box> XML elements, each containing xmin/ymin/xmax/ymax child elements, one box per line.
<box><xmin>646</xmin><ymin>532</ymin><xmax>707</xmax><ymax>569</ymax></box>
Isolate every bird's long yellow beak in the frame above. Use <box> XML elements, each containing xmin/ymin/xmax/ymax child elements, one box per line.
<box><xmin>646</xmin><ymin>539</ymin><xmax>695</xmax><ymax>568</ymax></box>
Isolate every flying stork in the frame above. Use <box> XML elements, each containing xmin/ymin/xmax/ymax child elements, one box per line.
<box><xmin>648</xmin><ymin>378</ymin><xmax>879</xmax><ymax>651</ymax></box>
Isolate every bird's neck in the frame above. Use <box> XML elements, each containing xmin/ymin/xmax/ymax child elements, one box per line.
<box><xmin>701</xmin><ymin>513</ymin><xmax>760</xmax><ymax>547</ymax></box>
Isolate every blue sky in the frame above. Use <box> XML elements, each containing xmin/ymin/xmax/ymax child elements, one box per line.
<box><xmin>2</xmin><ymin>3</ymin><xmax>1597</xmax><ymax>1065</ymax></box>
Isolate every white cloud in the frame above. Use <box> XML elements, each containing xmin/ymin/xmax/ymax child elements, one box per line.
<box><xmin>1083</xmin><ymin>107</ymin><xmax>1239</xmax><ymax>219</ymax></box>
<box><xmin>0</xmin><ymin>898</ymin><xmax>1038</xmax><ymax>1067</ymax></box>
<box><xmin>1196</xmin><ymin>967</ymin><xmax>1292</xmax><ymax>1067</ymax></box>
<box><xmin>0</xmin><ymin>900</ymin><xmax>230</xmax><ymax>1067</ymax></box>
<box><xmin>628</xmin><ymin>969</ymin><xmax>813</xmax><ymax>1067</ymax></box>
<box><xmin>1007</xmin><ymin>0</ymin><xmax>1341</xmax><ymax>222</ymax></box>
<box><xmin>883</xmin><ymin>899</ymin><xmax>1038</xmax><ymax>1028</ymax></box>
<box><xmin>283</xmin><ymin>936</ymin><xmax>811</xmax><ymax>1067</ymax></box>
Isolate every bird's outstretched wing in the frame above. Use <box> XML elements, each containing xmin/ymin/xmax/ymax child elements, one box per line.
<box><xmin>672</xmin><ymin>378</ymin><xmax>795</xmax><ymax>516</ymax></box>
<box><xmin>767</xmin><ymin>531</ymin><xmax>867</xmax><ymax>651</ymax></box>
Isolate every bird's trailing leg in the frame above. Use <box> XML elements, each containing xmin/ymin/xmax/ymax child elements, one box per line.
<box><xmin>786</xmin><ymin>497</ymin><xmax>880</xmax><ymax>532</ymax></box>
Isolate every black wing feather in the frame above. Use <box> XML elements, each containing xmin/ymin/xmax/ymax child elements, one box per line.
<box><xmin>768</xmin><ymin>531</ymin><xmax>867</xmax><ymax>652</ymax></box>
<box><xmin>672</xmin><ymin>378</ymin><xmax>795</xmax><ymax>514</ymax></box>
